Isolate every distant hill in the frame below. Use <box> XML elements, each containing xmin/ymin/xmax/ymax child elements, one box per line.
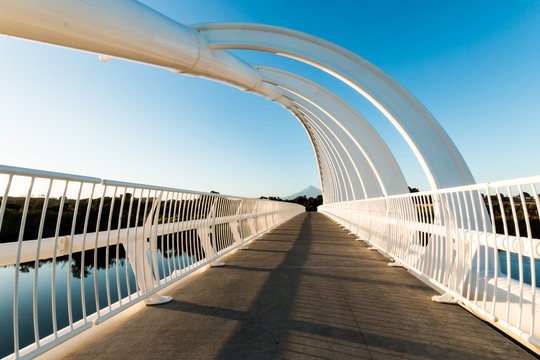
<box><xmin>285</xmin><ymin>186</ymin><xmax>322</xmax><ymax>200</ymax></box>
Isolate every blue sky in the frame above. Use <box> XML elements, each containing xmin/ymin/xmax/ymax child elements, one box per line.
<box><xmin>0</xmin><ymin>1</ymin><xmax>539</xmax><ymax>197</ymax></box>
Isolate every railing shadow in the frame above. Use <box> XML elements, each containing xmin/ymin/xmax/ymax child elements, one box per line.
<box><xmin>156</xmin><ymin>213</ymin><xmax>516</xmax><ymax>359</ymax></box>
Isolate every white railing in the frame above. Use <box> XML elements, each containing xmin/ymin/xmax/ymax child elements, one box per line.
<box><xmin>0</xmin><ymin>165</ymin><xmax>304</xmax><ymax>359</ymax></box>
<box><xmin>319</xmin><ymin>175</ymin><xmax>540</xmax><ymax>352</ymax></box>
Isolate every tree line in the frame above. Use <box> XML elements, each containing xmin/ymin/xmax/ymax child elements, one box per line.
<box><xmin>259</xmin><ymin>195</ymin><xmax>323</xmax><ymax>212</ymax></box>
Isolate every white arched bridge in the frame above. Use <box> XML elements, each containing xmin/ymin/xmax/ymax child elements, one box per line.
<box><xmin>0</xmin><ymin>1</ymin><xmax>539</xmax><ymax>358</ymax></box>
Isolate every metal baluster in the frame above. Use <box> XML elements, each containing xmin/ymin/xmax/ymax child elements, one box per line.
<box><xmin>93</xmin><ymin>185</ymin><xmax>107</xmax><ymax>316</ymax></box>
<box><xmin>469</xmin><ymin>190</ymin><xmax>481</xmax><ymax>305</ymax></box>
<box><xmin>67</xmin><ymin>182</ymin><xmax>83</xmax><ymax>329</ymax></box>
<box><xmin>178</xmin><ymin>193</ymin><xmax>187</xmax><ymax>272</ymax></box>
<box><xmin>485</xmin><ymin>187</ymin><xmax>499</xmax><ymax>315</ymax></box>
<box><xmin>33</xmin><ymin>179</ymin><xmax>53</xmax><ymax>347</ymax></box>
<box><xmin>124</xmin><ymin>188</ymin><xmax>135</xmax><ymax>301</ymax></box>
<box><xmin>131</xmin><ymin>188</ymin><xmax>144</xmax><ymax>296</ymax></box>
<box><xmin>508</xmin><ymin>186</ymin><xmax>524</xmax><ymax>329</ymax></box>
<box><xmin>165</xmin><ymin>192</ymin><xmax>173</xmax><ymax>280</ymax></box>
<box><xmin>51</xmin><ymin>181</ymin><xmax>68</xmax><ymax>338</ymax></box>
<box><xmin>159</xmin><ymin>191</ymin><xmax>169</xmax><ymax>281</ymax></box>
<box><xmin>518</xmin><ymin>184</ymin><xmax>535</xmax><ymax>335</ymax></box>
<box><xmin>13</xmin><ymin>176</ymin><xmax>34</xmax><ymax>357</ymax></box>
<box><xmin>496</xmin><ymin>187</ymin><xmax>511</xmax><ymax>323</ymax></box>
<box><xmin>187</xmin><ymin>194</ymin><xmax>196</xmax><ymax>268</ymax></box>
<box><xmin>170</xmin><ymin>192</ymin><xmax>179</xmax><ymax>275</ymax></box>
<box><xmin>476</xmin><ymin>188</ymin><xmax>489</xmax><ymax>311</ymax></box>
<box><xmin>105</xmin><ymin>186</ymin><xmax>117</xmax><ymax>311</ymax></box>
<box><xmin>80</xmin><ymin>183</ymin><xmax>96</xmax><ymax>322</ymax></box>
<box><xmin>115</xmin><ymin>187</ymin><xmax>127</xmax><ymax>306</ymax></box>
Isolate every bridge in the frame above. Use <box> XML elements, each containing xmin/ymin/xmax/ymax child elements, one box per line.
<box><xmin>0</xmin><ymin>1</ymin><xmax>539</xmax><ymax>359</ymax></box>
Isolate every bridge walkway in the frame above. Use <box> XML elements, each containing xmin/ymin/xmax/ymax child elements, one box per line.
<box><xmin>62</xmin><ymin>212</ymin><xmax>535</xmax><ymax>359</ymax></box>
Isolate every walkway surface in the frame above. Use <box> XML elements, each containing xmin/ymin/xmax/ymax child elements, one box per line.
<box><xmin>63</xmin><ymin>212</ymin><xmax>536</xmax><ymax>359</ymax></box>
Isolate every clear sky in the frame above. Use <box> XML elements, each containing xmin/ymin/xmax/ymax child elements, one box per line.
<box><xmin>0</xmin><ymin>0</ymin><xmax>539</xmax><ymax>198</ymax></box>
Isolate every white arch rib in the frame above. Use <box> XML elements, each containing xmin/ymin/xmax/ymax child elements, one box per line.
<box><xmin>288</xmin><ymin>108</ymin><xmax>340</xmax><ymax>202</ymax></box>
<box><xmin>194</xmin><ymin>22</ymin><xmax>476</xmax><ymax>190</ymax></box>
<box><xmin>286</xmin><ymin>97</ymin><xmax>364</xmax><ymax>200</ymax></box>
<box><xmin>294</xmin><ymin>104</ymin><xmax>360</xmax><ymax>201</ymax></box>
<box><xmin>0</xmin><ymin>1</ymin><xmax>477</xmax><ymax>201</ymax></box>
<box><xmin>295</xmin><ymin>112</ymin><xmax>340</xmax><ymax>202</ymax></box>
<box><xmin>256</xmin><ymin>65</ymin><xmax>408</xmax><ymax>197</ymax></box>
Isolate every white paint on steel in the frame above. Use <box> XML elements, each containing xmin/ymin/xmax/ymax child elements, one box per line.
<box><xmin>319</xmin><ymin>175</ymin><xmax>540</xmax><ymax>352</ymax></box>
<box><xmin>297</xmin><ymin>109</ymin><xmax>353</xmax><ymax>201</ymax></box>
<box><xmin>294</xmin><ymin>109</ymin><xmax>344</xmax><ymax>203</ymax></box>
<box><xmin>0</xmin><ymin>1</ymin><xmax>475</xmax><ymax>201</ymax></box>
<box><xmin>256</xmin><ymin>65</ymin><xmax>408</xmax><ymax>196</ymax></box>
<box><xmin>0</xmin><ymin>165</ymin><xmax>303</xmax><ymax>359</ymax></box>
<box><xmin>195</xmin><ymin>22</ymin><xmax>476</xmax><ymax>190</ymax></box>
<box><xmin>2</xmin><ymin>0</ymin><xmax>537</xmax><ymax>355</ymax></box>
<box><xmin>291</xmin><ymin>100</ymin><xmax>363</xmax><ymax>200</ymax></box>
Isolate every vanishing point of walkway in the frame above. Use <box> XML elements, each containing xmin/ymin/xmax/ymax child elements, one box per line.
<box><xmin>63</xmin><ymin>213</ymin><xmax>535</xmax><ymax>359</ymax></box>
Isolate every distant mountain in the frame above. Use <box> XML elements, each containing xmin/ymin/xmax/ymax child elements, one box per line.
<box><xmin>284</xmin><ymin>186</ymin><xmax>322</xmax><ymax>200</ymax></box>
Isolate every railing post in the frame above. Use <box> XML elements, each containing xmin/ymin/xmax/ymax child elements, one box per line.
<box><xmin>254</xmin><ymin>200</ymin><xmax>259</xmax><ymax>234</ymax></box>
<box><xmin>211</xmin><ymin>197</ymin><xmax>218</xmax><ymax>253</ymax></box>
<box><xmin>247</xmin><ymin>200</ymin><xmax>257</xmax><ymax>237</ymax></box>
<box><xmin>238</xmin><ymin>199</ymin><xmax>244</xmax><ymax>241</ymax></box>
<box><xmin>198</xmin><ymin>196</ymin><xmax>218</xmax><ymax>260</ymax></box>
<box><xmin>229</xmin><ymin>199</ymin><xmax>243</xmax><ymax>244</ymax></box>
<box><xmin>123</xmin><ymin>191</ymin><xmax>172</xmax><ymax>305</ymax></box>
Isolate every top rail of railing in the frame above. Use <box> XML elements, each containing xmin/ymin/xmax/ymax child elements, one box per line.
<box><xmin>0</xmin><ymin>164</ymin><xmax>101</xmax><ymax>183</ymax></box>
<box><xmin>0</xmin><ymin>164</ymin><xmax>278</xmax><ymax>201</ymax></box>
<box><xmin>322</xmin><ymin>174</ymin><xmax>540</xmax><ymax>205</ymax></box>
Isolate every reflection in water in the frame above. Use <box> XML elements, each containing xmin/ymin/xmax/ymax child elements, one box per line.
<box><xmin>0</xmin><ymin>243</ymin><xmax>197</xmax><ymax>358</ymax></box>
<box><xmin>0</xmin><ymin>191</ymin><xmax>262</xmax><ymax>357</ymax></box>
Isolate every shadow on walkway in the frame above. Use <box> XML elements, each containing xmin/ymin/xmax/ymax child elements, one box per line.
<box><xmin>62</xmin><ymin>213</ymin><xmax>537</xmax><ymax>360</ymax></box>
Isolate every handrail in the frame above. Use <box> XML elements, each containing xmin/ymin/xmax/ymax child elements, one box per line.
<box><xmin>322</xmin><ymin>174</ymin><xmax>540</xmax><ymax>204</ymax></box>
<box><xmin>0</xmin><ymin>165</ymin><xmax>304</xmax><ymax>359</ymax></box>
<box><xmin>0</xmin><ymin>211</ymin><xmax>283</xmax><ymax>267</ymax></box>
<box><xmin>320</xmin><ymin>175</ymin><xmax>540</xmax><ymax>353</ymax></box>
<box><xmin>0</xmin><ymin>165</ymin><xmax>101</xmax><ymax>183</ymax></box>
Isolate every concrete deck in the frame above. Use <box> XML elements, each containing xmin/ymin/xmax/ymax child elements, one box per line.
<box><xmin>63</xmin><ymin>212</ymin><xmax>536</xmax><ymax>359</ymax></box>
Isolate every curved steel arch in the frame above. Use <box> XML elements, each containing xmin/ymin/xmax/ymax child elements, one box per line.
<box><xmin>0</xmin><ymin>1</ymin><xmax>477</xmax><ymax>203</ymax></box>
<box><xmin>256</xmin><ymin>65</ymin><xmax>408</xmax><ymax>197</ymax></box>
<box><xmin>290</xmin><ymin>110</ymin><xmax>328</xmax><ymax>198</ymax></box>
<box><xmin>293</xmin><ymin>109</ymin><xmax>341</xmax><ymax>202</ymax></box>
<box><xmin>301</xmin><ymin>113</ymin><xmax>347</xmax><ymax>202</ymax></box>
<box><xmin>194</xmin><ymin>22</ymin><xmax>476</xmax><ymax>190</ymax></box>
<box><xmin>293</xmin><ymin>102</ymin><xmax>361</xmax><ymax>201</ymax></box>
<box><xmin>287</xmin><ymin>107</ymin><xmax>342</xmax><ymax>203</ymax></box>
<box><xmin>291</xmin><ymin>104</ymin><xmax>354</xmax><ymax>201</ymax></box>
<box><xmin>274</xmin><ymin>84</ymin><xmax>376</xmax><ymax>200</ymax></box>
